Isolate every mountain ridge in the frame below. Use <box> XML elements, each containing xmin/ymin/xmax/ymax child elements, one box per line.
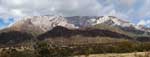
<box><xmin>3</xmin><ymin>15</ymin><xmax>150</xmax><ymax>37</ymax></box>
<box><xmin>0</xmin><ymin>16</ymin><xmax>150</xmax><ymax>47</ymax></box>
<box><xmin>9</xmin><ymin>16</ymin><xmax>150</xmax><ymax>32</ymax></box>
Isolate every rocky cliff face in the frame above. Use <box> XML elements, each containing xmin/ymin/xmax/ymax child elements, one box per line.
<box><xmin>9</xmin><ymin>16</ymin><xmax>149</xmax><ymax>32</ymax></box>
<box><xmin>66</xmin><ymin>16</ymin><xmax>150</xmax><ymax>35</ymax></box>
<box><xmin>11</xmin><ymin>16</ymin><xmax>77</xmax><ymax>33</ymax></box>
<box><xmin>66</xmin><ymin>16</ymin><xmax>133</xmax><ymax>27</ymax></box>
<box><xmin>9</xmin><ymin>16</ymin><xmax>150</xmax><ymax>35</ymax></box>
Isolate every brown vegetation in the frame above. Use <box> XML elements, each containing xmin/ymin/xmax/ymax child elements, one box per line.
<box><xmin>0</xmin><ymin>31</ymin><xmax>33</xmax><ymax>47</ymax></box>
<box><xmin>38</xmin><ymin>26</ymin><xmax>132</xmax><ymax>40</ymax></box>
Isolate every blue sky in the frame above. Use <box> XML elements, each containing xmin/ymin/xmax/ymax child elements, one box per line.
<box><xmin>0</xmin><ymin>0</ymin><xmax>150</xmax><ymax>28</ymax></box>
<box><xmin>0</xmin><ymin>17</ymin><xmax>14</xmax><ymax>29</ymax></box>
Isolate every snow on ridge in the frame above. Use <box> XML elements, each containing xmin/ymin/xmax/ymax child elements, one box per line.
<box><xmin>11</xmin><ymin>15</ymin><xmax>150</xmax><ymax>32</ymax></box>
<box><xmin>12</xmin><ymin>16</ymin><xmax>77</xmax><ymax>32</ymax></box>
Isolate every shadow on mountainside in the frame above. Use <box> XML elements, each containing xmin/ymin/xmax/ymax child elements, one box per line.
<box><xmin>0</xmin><ymin>31</ymin><xmax>33</xmax><ymax>46</ymax></box>
<box><xmin>136</xmin><ymin>37</ymin><xmax>150</xmax><ymax>42</ymax></box>
<box><xmin>38</xmin><ymin>26</ymin><xmax>132</xmax><ymax>40</ymax></box>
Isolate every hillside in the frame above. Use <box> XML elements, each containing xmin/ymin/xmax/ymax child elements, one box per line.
<box><xmin>0</xmin><ymin>16</ymin><xmax>150</xmax><ymax>57</ymax></box>
<box><xmin>0</xmin><ymin>16</ymin><xmax>150</xmax><ymax>47</ymax></box>
<box><xmin>37</xmin><ymin>26</ymin><xmax>132</xmax><ymax>40</ymax></box>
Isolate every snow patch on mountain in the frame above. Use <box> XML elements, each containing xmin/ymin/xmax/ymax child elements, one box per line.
<box><xmin>11</xmin><ymin>15</ymin><xmax>150</xmax><ymax>32</ymax></box>
<box><xmin>13</xmin><ymin>16</ymin><xmax>77</xmax><ymax>32</ymax></box>
<box><xmin>66</xmin><ymin>16</ymin><xmax>133</xmax><ymax>28</ymax></box>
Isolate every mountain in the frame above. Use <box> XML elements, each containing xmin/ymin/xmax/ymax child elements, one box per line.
<box><xmin>8</xmin><ymin>16</ymin><xmax>77</xmax><ymax>36</ymax></box>
<box><xmin>66</xmin><ymin>16</ymin><xmax>150</xmax><ymax>36</ymax></box>
<box><xmin>66</xmin><ymin>16</ymin><xmax>133</xmax><ymax>27</ymax></box>
<box><xmin>0</xmin><ymin>16</ymin><xmax>150</xmax><ymax>47</ymax></box>
<box><xmin>2</xmin><ymin>16</ymin><xmax>150</xmax><ymax>37</ymax></box>
<box><xmin>7</xmin><ymin>16</ymin><xmax>150</xmax><ymax>34</ymax></box>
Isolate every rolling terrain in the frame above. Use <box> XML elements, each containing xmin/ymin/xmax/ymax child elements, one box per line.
<box><xmin>0</xmin><ymin>16</ymin><xmax>149</xmax><ymax>47</ymax></box>
<box><xmin>0</xmin><ymin>16</ymin><xmax>150</xmax><ymax>57</ymax></box>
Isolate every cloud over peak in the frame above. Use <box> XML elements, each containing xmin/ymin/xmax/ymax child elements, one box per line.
<box><xmin>0</xmin><ymin>0</ymin><xmax>150</xmax><ymax>28</ymax></box>
<box><xmin>0</xmin><ymin>0</ymin><xmax>103</xmax><ymax>17</ymax></box>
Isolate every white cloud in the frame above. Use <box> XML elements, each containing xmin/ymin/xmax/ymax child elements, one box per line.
<box><xmin>0</xmin><ymin>0</ymin><xmax>104</xmax><ymax>28</ymax></box>
<box><xmin>0</xmin><ymin>0</ymin><xmax>148</xmax><ymax>19</ymax></box>
<box><xmin>0</xmin><ymin>0</ymin><xmax>150</xmax><ymax>27</ymax></box>
<box><xmin>11</xmin><ymin>9</ymin><xmax>24</xmax><ymax>16</ymax></box>
<box><xmin>138</xmin><ymin>20</ymin><xmax>146</xmax><ymax>25</ymax></box>
<box><xmin>0</xmin><ymin>0</ymin><xmax>103</xmax><ymax>17</ymax></box>
<box><xmin>137</xmin><ymin>20</ymin><xmax>150</xmax><ymax>27</ymax></box>
<box><xmin>115</xmin><ymin>0</ymin><xmax>136</xmax><ymax>7</ymax></box>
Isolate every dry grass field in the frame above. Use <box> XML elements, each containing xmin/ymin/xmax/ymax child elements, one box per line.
<box><xmin>74</xmin><ymin>52</ymin><xmax>150</xmax><ymax>57</ymax></box>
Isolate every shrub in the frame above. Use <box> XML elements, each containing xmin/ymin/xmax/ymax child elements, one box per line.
<box><xmin>0</xmin><ymin>48</ymin><xmax>35</xmax><ymax>57</ymax></box>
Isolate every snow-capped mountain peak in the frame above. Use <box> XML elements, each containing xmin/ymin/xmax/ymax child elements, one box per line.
<box><xmin>12</xmin><ymin>16</ymin><xmax>77</xmax><ymax>32</ymax></box>
<box><xmin>67</xmin><ymin>16</ymin><xmax>133</xmax><ymax>27</ymax></box>
<box><xmin>10</xmin><ymin>16</ymin><xmax>150</xmax><ymax>33</ymax></box>
<box><xmin>96</xmin><ymin>16</ymin><xmax>133</xmax><ymax>27</ymax></box>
